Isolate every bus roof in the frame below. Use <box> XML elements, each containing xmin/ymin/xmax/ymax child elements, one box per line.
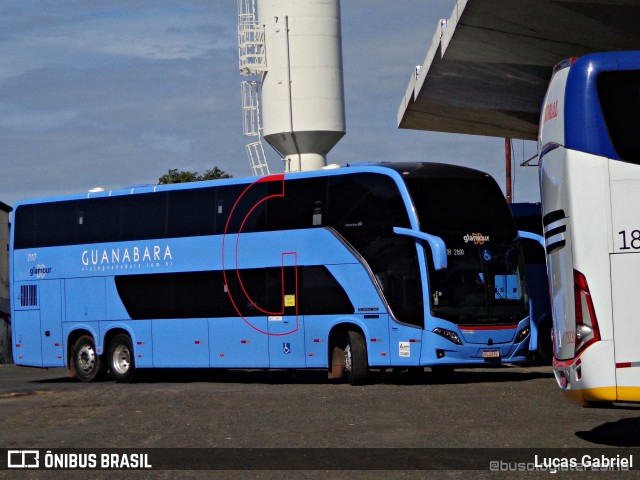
<box><xmin>13</xmin><ymin>162</ymin><xmax>495</xmax><ymax>208</ymax></box>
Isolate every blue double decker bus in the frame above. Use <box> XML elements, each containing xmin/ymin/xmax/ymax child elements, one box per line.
<box><xmin>11</xmin><ymin>162</ymin><xmax>533</xmax><ymax>384</ymax></box>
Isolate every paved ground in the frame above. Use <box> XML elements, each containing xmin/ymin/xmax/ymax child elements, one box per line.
<box><xmin>1</xmin><ymin>364</ymin><xmax>639</xmax><ymax>479</ymax></box>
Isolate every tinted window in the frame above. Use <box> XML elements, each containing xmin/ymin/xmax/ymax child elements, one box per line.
<box><xmin>405</xmin><ymin>176</ymin><xmax>516</xmax><ymax>244</ymax></box>
<box><xmin>266</xmin><ymin>177</ymin><xmax>327</xmax><ymax>231</ymax></box>
<box><xmin>122</xmin><ymin>193</ymin><xmax>167</xmax><ymax>240</ymax></box>
<box><xmin>79</xmin><ymin>197</ymin><xmax>121</xmax><ymax>244</ymax></box>
<box><xmin>598</xmin><ymin>70</ymin><xmax>640</xmax><ymax>164</ymax></box>
<box><xmin>215</xmin><ymin>183</ymin><xmax>267</xmax><ymax>235</ymax></box>
<box><xmin>13</xmin><ymin>205</ymin><xmax>36</xmax><ymax>249</ymax></box>
<box><xmin>429</xmin><ymin>243</ymin><xmax>529</xmax><ymax>326</ymax></box>
<box><xmin>328</xmin><ymin>173</ymin><xmax>421</xmax><ymax>326</ymax></box>
<box><xmin>37</xmin><ymin>201</ymin><xmax>77</xmax><ymax>247</ymax></box>
<box><xmin>167</xmin><ymin>188</ymin><xmax>216</xmax><ymax>238</ymax></box>
<box><xmin>115</xmin><ymin>266</ymin><xmax>353</xmax><ymax>319</ymax></box>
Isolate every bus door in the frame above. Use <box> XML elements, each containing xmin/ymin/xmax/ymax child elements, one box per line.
<box><xmin>267</xmin><ymin>256</ymin><xmax>306</xmax><ymax>368</ymax></box>
<box><xmin>267</xmin><ymin>312</ymin><xmax>305</xmax><ymax>367</ymax></box>
<box><xmin>39</xmin><ymin>280</ymin><xmax>64</xmax><ymax>366</ymax></box>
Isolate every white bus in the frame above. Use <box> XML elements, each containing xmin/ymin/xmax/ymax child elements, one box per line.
<box><xmin>539</xmin><ymin>51</ymin><xmax>640</xmax><ymax>405</ymax></box>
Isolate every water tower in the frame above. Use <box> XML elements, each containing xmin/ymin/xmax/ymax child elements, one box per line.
<box><xmin>237</xmin><ymin>0</ymin><xmax>346</xmax><ymax>173</ymax></box>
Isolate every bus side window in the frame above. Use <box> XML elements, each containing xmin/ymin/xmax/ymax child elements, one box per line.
<box><xmin>266</xmin><ymin>177</ymin><xmax>327</xmax><ymax>231</ymax></box>
<box><xmin>122</xmin><ymin>193</ymin><xmax>167</xmax><ymax>241</ymax></box>
<box><xmin>216</xmin><ymin>183</ymin><xmax>267</xmax><ymax>235</ymax></box>
<box><xmin>79</xmin><ymin>197</ymin><xmax>122</xmax><ymax>244</ymax></box>
<box><xmin>167</xmin><ymin>188</ymin><xmax>216</xmax><ymax>238</ymax></box>
<box><xmin>36</xmin><ymin>201</ymin><xmax>77</xmax><ymax>247</ymax></box>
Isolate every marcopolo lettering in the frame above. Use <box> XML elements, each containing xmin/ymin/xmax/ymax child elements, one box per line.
<box><xmin>82</xmin><ymin>245</ymin><xmax>173</xmax><ymax>266</ymax></box>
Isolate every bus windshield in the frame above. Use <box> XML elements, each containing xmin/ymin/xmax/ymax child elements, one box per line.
<box><xmin>404</xmin><ymin>173</ymin><xmax>529</xmax><ymax>325</ymax></box>
<box><xmin>428</xmin><ymin>243</ymin><xmax>528</xmax><ymax>325</ymax></box>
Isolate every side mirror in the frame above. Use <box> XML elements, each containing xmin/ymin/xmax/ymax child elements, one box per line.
<box><xmin>393</xmin><ymin>227</ymin><xmax>447</xmax><ymax>270</ymax></box>
<box><xmin>518</xmin><ymin>231</ymin><xmax>545</xmax><ymax>249</ymax></box>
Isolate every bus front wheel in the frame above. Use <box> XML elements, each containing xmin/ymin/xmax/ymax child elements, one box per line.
<box><xmin>72</xmin><ymin>335</ymin><xmax>105</xmax><ymax>382</ymax></box>
<box><xmin>108</xmin><ymin>334</ymin><xmax>136</xmax><ymax>383</ymax></box>
<box><xmin>345</xmin><ymin>330</ymin><xmax>368</xmax><ymax>386</ymax></box>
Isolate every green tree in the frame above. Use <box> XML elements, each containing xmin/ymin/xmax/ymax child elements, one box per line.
<box><xmin>200</xmin><ymin>167</ymin><xmax>232</xmax><ymax>181</ymax></box>
<box><xmin>158</xmin><ymin>167</ymin><xmax>232</xmax><ymax>184</ymax></box>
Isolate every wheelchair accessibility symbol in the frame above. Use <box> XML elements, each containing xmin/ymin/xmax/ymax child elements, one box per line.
<box><xmin>283</xmin><ymin>343</ymin><xmax>291</xmax><ymax>354</ymax></box>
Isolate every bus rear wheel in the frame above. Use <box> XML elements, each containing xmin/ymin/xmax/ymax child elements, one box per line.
<box><xmin>72</xmin><ymin>335</ymin><xmax>105</xmax><ymax>382</ymax></box>
<box><xmin>344</xmin><ymin>330</ymin><xmax>368</xmax><ymax>386</ymax></box>
<box><xmin>108</xmin><ymin>334</ymin><xmax>136</xmax><ymax>383</ymax></box>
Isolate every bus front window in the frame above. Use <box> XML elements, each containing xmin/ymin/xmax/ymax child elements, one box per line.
<box><xmin>403</xmin><ymin>171</ymin><xmax>529</xmax><ymax>326</ymax></box>
<box><xmin>430</xmin><ymin>244</ymin><xmax>528</xmax><ymax>325</ymax></box>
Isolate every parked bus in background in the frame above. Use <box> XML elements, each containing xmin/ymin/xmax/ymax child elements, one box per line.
<box><xmin>0</xmin><ymin>201</ymin><xmax>12</xmax><ymax>364</ymax></box>
<box><xmin>11</xmin><ymin>162</ymin><xmax>534</xmax><ymax>384</ymax></box>
<box><xmin>509</xmin><ymin>202</ymin><xmax>552</xmax><ymax>364</ymax></box>
<box><xmin>540</xmin><ymin>51</ymin><xmax>640</xmax><ymax>404</ymax></box>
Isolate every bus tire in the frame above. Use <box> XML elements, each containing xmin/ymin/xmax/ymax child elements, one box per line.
<box><xmin>345</xmin><ymin>330</ymin><xmax>368</xmax><ymax>386</ymax></box>
<box><xmin>108</xmin><ymin>334</ymin><xmax>136</xmax><ymax>383</ymax></box>
<box><xmin>72</xmin><ymin>335</ymin><xmax>105</xmax><ymax>383</ymax></box>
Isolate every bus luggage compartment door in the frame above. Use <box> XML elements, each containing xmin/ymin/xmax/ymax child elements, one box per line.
<box><xmin>267</xmin><ymin>254</ymin><xmax>305</xmax><ymax>368</ymax></box>
<box><xmin>13</xmin><ymin>280</ymin><xmax>64</xmax><ymax>367</ymax></box>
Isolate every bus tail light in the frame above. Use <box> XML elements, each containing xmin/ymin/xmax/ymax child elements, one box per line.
<box><xmin>573</xmin><ymin>269</ymin><xmax>600</xmax><ymax>355</ymax></box>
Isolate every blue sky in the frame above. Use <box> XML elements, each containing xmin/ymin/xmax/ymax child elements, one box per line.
<box><xmin>0</xmin><ymin>0</ymin><xmax>539</xmax><ymax>208</ymax></box>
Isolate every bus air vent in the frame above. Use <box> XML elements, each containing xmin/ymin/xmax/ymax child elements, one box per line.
<box><xmin>20</xmin><ymin>285</ymin><xmax>38</xmax><ymax>307</ymax></box>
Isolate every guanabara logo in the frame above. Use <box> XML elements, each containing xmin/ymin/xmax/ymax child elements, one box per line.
<box><xmin>463</xmin><ymin>233</ymin><xmax>490</xmax><ymax>245</ymax></box>
<box><xmin>81</xmin><ymin>244</ymin><xmax>173</xmax><ymax>271</ymax></box>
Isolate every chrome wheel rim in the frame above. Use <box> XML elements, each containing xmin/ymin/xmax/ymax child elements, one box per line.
<box><xmin>112</xmin><ymin>344</ymin><xmax>131</xmax><ymax>375</ymax></box>
<box><xmin>77</xmin><ymin>344</ymin><xmax>96</xmax><ymax>373</ymax></box>
<box><xmin>344</xmin><ymin>343</ymin><xmax>352</xmax><ymax>373</ymax></box>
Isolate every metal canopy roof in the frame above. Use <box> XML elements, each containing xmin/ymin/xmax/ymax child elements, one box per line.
<box><xmin>398</xmin><ymin>0</ymin><xmax>640</xmax><ymax>140</ymax></box>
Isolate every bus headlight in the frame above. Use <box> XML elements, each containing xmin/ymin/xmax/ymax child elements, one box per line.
<box><xmin>432</xmin><ymin>328</ymin><xmax>462</xmax><ymax>345</ymax></box>
<box><xmin>515</xmin><ymin>327</ymin><xmax>530</xmax><ymax>343</ymax></box>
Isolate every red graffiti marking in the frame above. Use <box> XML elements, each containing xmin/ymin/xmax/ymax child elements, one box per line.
<box><xmin>221</xmin><ymin>174</ymin><xmax>299</xmax><ymax>335</ymax></box>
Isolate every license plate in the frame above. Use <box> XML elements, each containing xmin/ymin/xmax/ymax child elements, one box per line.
<box><xmin>482</xmin><ymin>349</ymin><xmax>500</xmax><ymax>359</ymax></box>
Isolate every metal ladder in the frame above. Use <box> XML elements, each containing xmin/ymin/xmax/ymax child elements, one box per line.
<box><xmin>237</xmin><ymin>0</ymin><xmax>270</xmax><ymax>176</ymax></box>
<box><xmin>241</xmin><ymin>80</ymin><xmax>270</xmax><ymax>176</ymax></box>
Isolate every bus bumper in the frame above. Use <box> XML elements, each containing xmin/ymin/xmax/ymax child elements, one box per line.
<box><xmin>421</xmin><ymin>327</ymin><xmax>530</xmax><ymax>367</ymax></box>
<box><xmin>552</xmin><ymin>340</ymin><xmax>617</xmax><ymax>405</ymax></box>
